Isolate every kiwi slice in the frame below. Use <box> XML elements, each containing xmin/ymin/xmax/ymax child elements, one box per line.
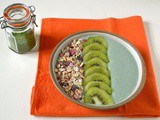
<box><xmin>83</xmin><ymin>43</ymin><xmax>107</xmax><ymax>54</ymax></box>
<box><xmin>92</xmin><ymin>96</ymin><xmax>103</xmax><ymax>105</ymax></box>
<box><xmin>83</xmin><ymin>36</ymin><xmax>108</xmax><ymax>48</ymax></box>
<box><xmin>83</xmin><ymin>37</ymin><xmax>94</xmax><ymax>47</ymax></box>
<box><xmin>83</xmin><ymin>73</ymin><xmax>111</xmax><ymax>86</ymax></box>
<box><xmin>84</xmin><ymin>57</ymin><xmax>108</xmax><ymax>71</ymax></box>
<box><xmin>83</xmin><ymin>50</ymin><xmax>109</xmax><ymax>63</ymax></box>
<box><xmin>84</xmin><ymin>81</ymin><xmax>112</xmax><ymax>95</ymax></box>
<box><xmin>84</xmin><ymin>87</ymin><xmax>114</xmax><ymax>105</ymax></box>
<box><xmin>85</xmin><ymin>66</ymin><xmax>110</xmax><ymax>78</ymax></box>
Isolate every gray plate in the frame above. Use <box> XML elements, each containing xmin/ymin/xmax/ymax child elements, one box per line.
<box><xmin>50</xmin><ymin>30</ymin><xmax>146</xmax><ymax>110</ymax></box>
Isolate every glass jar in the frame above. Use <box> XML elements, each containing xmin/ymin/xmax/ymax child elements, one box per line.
<box><xmin>0</xmin><ymin>3</ymin><xmax>37</xmax><ymax>54</ymax></box>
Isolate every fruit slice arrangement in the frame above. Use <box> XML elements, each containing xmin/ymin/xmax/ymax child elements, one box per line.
<box><xmin>82</xmin><ymin>36</ymin><xmax>114</xmax><ymax>105</ymax></box>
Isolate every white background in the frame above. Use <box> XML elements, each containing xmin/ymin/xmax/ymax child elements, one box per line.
<box><xmin>0</xmin><ymin>0</ymin><xmax>160</xmax><ymax>120</ymax></box>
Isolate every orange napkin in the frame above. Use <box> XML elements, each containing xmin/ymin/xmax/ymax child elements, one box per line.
<box><xmin>31</xmin><ymin>16</ymin><xmax>160</xmax><ymax>117</ymax></box>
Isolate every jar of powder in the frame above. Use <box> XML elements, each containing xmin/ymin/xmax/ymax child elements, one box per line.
<box><xmin>0</xmin><ymin>3</ymin><xmax>38</xmax><ymax>54</ymax></box>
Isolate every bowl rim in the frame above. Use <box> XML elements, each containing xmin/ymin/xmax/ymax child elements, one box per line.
<box><xmin>49</xmin><ymin>30</ymin><xmax>146</xmax><ymax>110</ymax></box>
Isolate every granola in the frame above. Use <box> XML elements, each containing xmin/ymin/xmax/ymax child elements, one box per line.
<box><xmin>55</xmin><ymin>39</ymin><xmax>84</xmax><ymax>100</ymax></box>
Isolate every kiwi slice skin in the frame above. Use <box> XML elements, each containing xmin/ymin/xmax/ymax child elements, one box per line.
<box><xmin>85</xmin><ymin>66</ymin><xmax>110</xmax><ymax>78</ymax></box>
<box><xmin>83</xmin><ymin>43</ymin><xmax>107</xmax><ymax>54</ymax></box>
<box><xmin>84</xmin><ymin>87</ymin><xmax>114</xmax><ymax>105</ymax></box>
<box><xmin>84</xmin><ymin>81</ymin><xmax>112</xmax><ymax>95</ymax></box>
<box><xmin>83</xmin><ymin>36</ymin><xmax>108</xmax><ymax>48</ymax></box>
<box><xmin>83</xmin><ymin>50</ymin><xmax>109</xmax><ymax>63</ymax></box>
<box><xmin>83</xmin><ymin>73</ymin><xmax>111</xmax><ymax>86</ymax></box>
<box><xmin>84</xmin><ymin>57</ymin><xmax>108</xmax><ymax>71</ymax></box>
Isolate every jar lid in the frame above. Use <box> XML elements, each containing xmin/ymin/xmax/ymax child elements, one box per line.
<box><xmin>3</xmin><ymin>3</ymin><xmax>31</xmax><ymax>27</ymax></box>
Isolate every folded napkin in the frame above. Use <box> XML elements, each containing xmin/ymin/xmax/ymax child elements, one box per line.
<box><xmin>31</xmin><ymin>16</ymin><xmax>160</xmax><ymax>117</ymax></box>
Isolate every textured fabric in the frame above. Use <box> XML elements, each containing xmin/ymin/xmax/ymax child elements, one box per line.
<box><xmin>30</xmin><ymin>16</ymin><xmax>160</xmax><ymax>117</ymax></box>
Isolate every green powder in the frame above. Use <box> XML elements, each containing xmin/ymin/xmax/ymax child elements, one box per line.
<box><xmin>8</xmin><ymin>28</ymin><xmax>36</xmax><ymax>53</ymax></box>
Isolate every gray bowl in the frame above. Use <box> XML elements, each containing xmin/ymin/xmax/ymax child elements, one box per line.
<box><xmin>50</xmin><ymin>30</ymin><xmax>146</xmax><ymax>110</ymax></box>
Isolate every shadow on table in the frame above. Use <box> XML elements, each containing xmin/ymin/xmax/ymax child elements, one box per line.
<box><xmin>30</xmin><ymin>33</ymin><xmax>40</xmax><ymax>53</ymax></box>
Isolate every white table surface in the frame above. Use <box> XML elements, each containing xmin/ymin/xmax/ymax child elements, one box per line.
<box><xmin>0</xmin><ymin>0</ymin><xmax>160</xmax><ymax>120</ymax></box>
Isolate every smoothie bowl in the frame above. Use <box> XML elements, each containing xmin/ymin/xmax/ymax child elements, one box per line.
<box><xmin>50</xmin><ymin>31</ymin><xmax>146</xmax><ymax>109</ymax></box>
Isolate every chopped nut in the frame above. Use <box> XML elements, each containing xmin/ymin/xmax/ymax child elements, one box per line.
<box><xmin>65</xmin><ymin>86</ymin><xmax>72</xmax><ymax>91</ymax></box>
<box><xmin>57</xmin><ymin>64</ymin><xmax>60</xmax><ymax>68</ymax></box>
<box><xmin>74</xmin><ymin>82</ymin><xmax>82</xmax><ymax>86</ymax></box>
<box><xmin>59</xmin><ymin>68</ymin><xmax>65</xmax><ymax>72</ymax></box>
<box><xmin>67</xmin><ymin>67</ymin><xmax>72</xmax><ymax>72</ymax></box>
<box><xmin>58</xmin><ymin>71</ymin><xmax>61</xmax><ymax>75</ymax></box>
<box><xmin>74</xmin><ymin>73</ymin><xmax>79</xmax><ymax>77</ymax></box>
<box><xmin>79</xmin><ymin>69</ymin><xmax>83</xmax><ymax>73</ymax></box>
<box><xmin>75</xmin><ymin>89</ymin><xmax>82</xmax><ymax>95</ymax></box>
<box><xmin>73</xmin><ymin>67</ymin><xmax>78</xmax><ymax>72</ymax></box>
<box><xmin>78</xmin><ymin>79</ymin><xmax>82</xmax><ymax>83</ymax></box>
<box><xmin>55</xmin><ymin>69</ymin><xmax>58</xmax><ymax>72</ymax></box>
<box><xmin>70</xmin><ymin>91</ymin><xmax>74</xmax><ymax>96</ymax></box>
<box><xmin>80</xmin><ymin>62</ymin><xmax>83</xmax><ymax>67</ymax></box>
<box><xmin>76</xmin><ymin>40</ymin><xmax>80</xmax><ymax>44</ymax></box>
<box><xmin>66</xmin><ymin>57</ymin><xmax>72</xmax><ymax>61</ymax></box>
